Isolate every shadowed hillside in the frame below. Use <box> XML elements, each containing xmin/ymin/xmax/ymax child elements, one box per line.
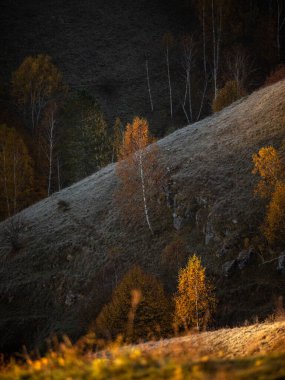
<box><xmin>1</xmin><ymin>80</ymin><xmax>285</xmax><ymax>352</ymax></box>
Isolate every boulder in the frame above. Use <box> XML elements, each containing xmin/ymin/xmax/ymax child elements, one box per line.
<box><xmin>277</xmin><ymin>254</ymin><xmax>285</xmax><ymax>275</ymax></box>
<box><xmin>222</xmin><ymin>259</ymin><xmax>238</xmax><ymax>277</ymax></box>
<box><xmin>236</xmin><ymin>247</ymin><xmax>256</xmax><ymax>270</ymax></box>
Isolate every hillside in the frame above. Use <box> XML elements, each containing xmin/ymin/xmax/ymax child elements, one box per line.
<box><xmin>137</xmin><ymin>321</ymin><xmax>285</xmax><ymax>360</ymax></box>
<box><xmin>1</xmin><ymin>80</ymin><xmax>285</xmax><ymax>352</ymax></box>
<box><xmin>1</xmin><ymin>322</ymin><xmax>285</xmax><ymax>379</ymax></box>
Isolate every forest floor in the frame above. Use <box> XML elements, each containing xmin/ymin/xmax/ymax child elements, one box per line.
<box><xmin>1</xmin><ymin>321</ymin><xmax>285</xmax><ymax>379</ymax></box>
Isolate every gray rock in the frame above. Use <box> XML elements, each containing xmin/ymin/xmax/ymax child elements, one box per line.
<box><xmin>173</xmin><ymin>213</ymin><xmax>185</xmax><ymax>231</ymax></box>
<box><xmin>277</xmin><ymin>254</ymin><xmax>285</xmax><ymax>275</ymax></box>
<box><xmin>222</xmin><ymin>260</ymin><xmax>237</xmax><ymax>277</ymax></box>
<box><xmin>236</xmin><ymin>247</ymin><xmax>256</xmax><ymax>270</ymax></box>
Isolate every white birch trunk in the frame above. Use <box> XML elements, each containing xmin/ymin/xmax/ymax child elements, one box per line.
<box><xmin>146</xmin><ymin>58</ymin><xmax>154</xmax><ymax>112</ymax></box>
<box><xmin>138</xmin><ymin>149</ymin><xmax>154</xmax><ymax>235</ymax></box>
<box><xmin>166</xmin><ymin>45</ymin><xmax>173</xmax><ymax>118</ymax></box>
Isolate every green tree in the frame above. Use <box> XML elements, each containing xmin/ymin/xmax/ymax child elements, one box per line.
<box><xmin>174</xmin><ymin>254</ymin><xmax>215</xmax><ymax>331</ymax></box>
<box><xmin>95</xmin><ymin>266</ymin><xmax>171</xmax><ymax>342</ymax></box>
<box><xmin>11</xmin><ymin>54</ymin><xmax>65</xmax><ymax>131</ymax></box>
<box><xmin>0</xmin><ymin>124</ymin><xmax>34</xmax><ymax>219</ymax></box>
<box><xmin>60</xmin><ymin>91</ymin><xmax>110</xmax><ymax>185</ymax></box>
<box><xmin>111</xmin><ymin>117</ymin><xmax>123</xmax><ymax>163</ymax></box>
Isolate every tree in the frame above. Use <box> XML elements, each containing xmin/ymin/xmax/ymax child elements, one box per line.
<box><xmin>40</xmin><ymin>102</ymin><xmax>59</xmax><ymax>196</ymax></box>
<box><xmin>162</xmin><ymin>33</ymin><xmax>175</xmax><ymax>118</ymax></box>
<box><xmin>11</xmin><ymin>54</ymin><xmax>65</xmax><ymax>132</ymax></box>
<box><xmin>225</xmin><ymin>48</ymin><xmax>255</xmax><ymax>90</ymax></box>
<box><xmin>145</xmin><ymin>52</ymin><xmax>154</xmax><ymax>112</ymax></box>
<box><xmin>60</xmin><ymin>91</ymin><xmax>110</xmax><ymax>185</ymax></box>
<box><xmin>252</xmin><ymin>146</ymin><xmax>285</xmax><ymax>246</ymax></box>
<box><xmin>181</xmin><ymin>35</ymin><xmax>196</xmax><ymax>123</ymax></box>
<box><xmin>252</xmin><ymin>146</ymin><xmax>282</xmax><ymax>198</ymax></box>
<box><xmin>116</xmin><ymin>117</ymin><xmax>166</xmax><ymax>234</ymax></box>
<box><xmin>276</xmin><ymin>0</ymin><xmax>285</xmax><ymax>61</ymax></box>
<box><xmin>212</xmin><ymin>80</ymin><xmax>246</xmax><ymax>112</ymax></box>
<box><xmin>111</xmin><ymin>117</ymin><xmax>123</xmax><ymax>163</ymax></box>
<box><xmin>0</xmin><ymin>125</ymin><xmax>34</xmax><ymax>219</ymax></box>
<box><xmin>94</xmin><ymin>266</ymin><xmax>171</xmax><ymax>342</ymax></box>
<box><xmin>174</xmin><ymin>254</ymin><xmax>215</xmax><ymax>331</ymax></box>
<box><xmin>263</xmin><ymin>181</ymin><xmax>285</xmax><ymax>245</ymax></box>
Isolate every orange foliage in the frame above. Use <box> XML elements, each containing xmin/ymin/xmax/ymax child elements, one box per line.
<box><xmin>263</xmin><ymin>181</ymin><xmax>285</xmax><ymax>244</ymax></box>
<box><xmin>115</xmin><ymin>117</ymin><xmax>166</xmax><ymax>232</ymax></box>
<box><xmin>0</xmin><ymin>124</ymin><xmax>34</xmax><ymax>219</ymax></box>
<box><xmin>252</xmin><ymin>146</ymin><xmax>282</xmax><ymax>198</ymax></box>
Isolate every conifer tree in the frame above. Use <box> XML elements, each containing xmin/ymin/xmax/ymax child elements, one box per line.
<box><xmin>111</xmin><ymin>117</ymin><xmax>123</xmax><ymax>163</ymax></box>
<box><xmin>174</xmin><ymin>254</ymin><xmax>215</xmax><ymax>331</ymax></box>
<box><xmin>95</xmin><ymin>266</ymin><xmax>171</xmax><ymax>342</ymax></box>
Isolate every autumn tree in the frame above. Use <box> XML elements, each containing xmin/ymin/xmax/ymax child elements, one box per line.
<box><xmin>212</xmin><ymin>80</ymin><xmax>246</xmax><ymax>112</ymax></box>
<box><xmin>0</xmin><ymin>125</ymin><xmax>34</xmax><ymax>220</ymax></box>
<box><xmin>94</xmin><ymin>266</ymin><xmax>171</xmax><ymax>342</ymax></box>
<box><xmin>116</xmin><ymin>117</ymin><xmax>166</xmax><ymax>234</ymax></box>
<box><xmin>263</xmin><ymin>181</ymin><xmax>285</xmax><ymax>245</ymax></box>
<box><xmin>252</xmin><ymin>146</ymin><xmax>282</xmax><ymax>198</ymax></box>
<box><xmin>174</xmin><ymin>254</ymin><xmax>216</xmax><ymax>331</ymax></box>
<box><xmin>252</xmin><ymin>146</ymin><xmax>285</xmax><ymax>245</ymax></box>
<box><xmin>11</xmin><ymin>54</ymin><xmax>65</xmax><ymax>132</ymax></box>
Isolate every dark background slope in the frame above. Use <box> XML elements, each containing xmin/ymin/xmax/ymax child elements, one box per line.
<box><xmin>1</xmin><ymin>0</ymin><xmax>192</xmax><ymax>135</ymax></box>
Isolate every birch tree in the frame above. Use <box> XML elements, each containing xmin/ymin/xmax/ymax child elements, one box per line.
<box><xmin>211</xmin><ymin>0</ymin><xmax>222</xmax><ymax>99</ymax></box>
<box><xmin>11</xmin><ymin>55</ymin><xmax>65</xmax><ymax>132</ymax></box>
<box><xmin>40</xmin><ymin>103</ymin><xmax>58</xmax><ymax>196</ymax></box>
<box><xmin>145</xmin><ymin>53</ymin><xmax>154</xmax><ymax>112</ymax></box>
<box><xmin>174</xmin><ymin>254</ymin><xmax>216</xmax><ymax>331</ymax></box>
<box><xmin>116</xmin><ymin>117</ymin><xmax>166</xmax><ymax>234</ymax></box>
<box><xmin>276</xmin><ymin>0</ymin><xmax>285</xmax><ymax>61</ymax></box>
<box><xmin>162</xmin><ymin>33</ymin><xmax>175</xmax><ymax>118</ymax></box>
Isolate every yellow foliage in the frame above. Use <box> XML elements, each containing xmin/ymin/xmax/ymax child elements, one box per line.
<box><xmin>174</xmin><ymin>254</ymin><xmax>216</xmax><ymax>331</ymax></box>
<box><xmin>252</xmin><ymin>146</ymin><xmax>282</xmax><ymax>198</ymax></box>
<box><xmin>263</xmin><ymin>181</ymin><xmax>285</xmax><ymax>244</ymax></box>
<box><xmin>119</xmin><ymin>117</ymin><xmax>152</xmax><ymax>159</ymax></box>
<box><xmin>212</xmin><ymin>80</ymin><xmax>246</xmax><ymax>113</ymax></box>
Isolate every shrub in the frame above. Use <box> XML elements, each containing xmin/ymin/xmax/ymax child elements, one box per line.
<box><xmin>94</xmin><ymin>266</ymin><xmax>171</xmax><ymax>342</ymax></box>
<box><xmin>212</xmin><ymin>80</ymin><xmax>246</xmax><ymax>113</ymax></box>
<box><xmin>264</xmin><ymin>64</ymin><xmax>285</xmax><ymax>87</ymax></box>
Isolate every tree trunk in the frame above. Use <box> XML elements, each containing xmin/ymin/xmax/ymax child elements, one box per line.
<box><xmin>138</xmin><ymin>150</ymin><xmax>154</xmax><ymax>235</ymax></box>
<box><xmin>146</xmin><ymin>59</ymin><xmax>154</xmax><ymax>112</ymax></box>
<box><xmin>166</xmin><ymin>46</ymin><xmax>173</xmax><ymax>118</ymax></box>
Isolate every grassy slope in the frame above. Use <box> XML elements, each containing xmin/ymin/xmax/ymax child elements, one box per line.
<box><xmin>1</xmin><ymin>81</ymin><xmax>285</xmax><ymax>351</ymax></box>
<box><xmin>1</xmin><ymin>322</ymin><xmax>285</xmax><ymax>379</ymax></box>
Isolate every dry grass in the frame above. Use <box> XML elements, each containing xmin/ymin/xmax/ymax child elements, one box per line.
<box><xmin>136</xmin><ymin>321</ymin><xmax>285</xmax><ymax>360</ymax></box>
<box><xmin>1</xmin><ymin>322</ymin><xmax>285</xmax><ymax>379</ymax></box>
